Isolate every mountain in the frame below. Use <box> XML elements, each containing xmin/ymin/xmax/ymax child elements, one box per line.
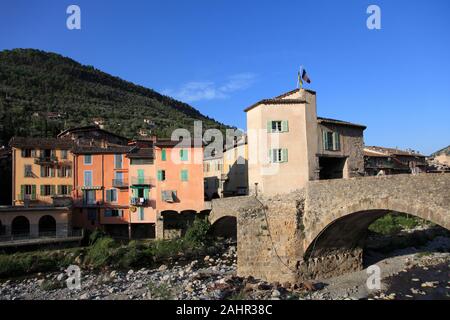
<box><xmin>0</xmin><ymin>49</ymin><xmax>232</xmax><ymax>146</ymax></box>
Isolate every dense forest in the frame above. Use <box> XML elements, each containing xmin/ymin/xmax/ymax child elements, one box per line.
<box><xmin>0</xmin><ymin>49</ymin><xmax>231</xmax><ymax>146</ymax></box>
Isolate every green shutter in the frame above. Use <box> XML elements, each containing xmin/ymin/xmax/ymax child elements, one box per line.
<box><xmin>333</xmin><ymin>132</ymin><xmax>340</xmax><ymax>150</ymax></box>
<box><xmin>137</xmin><ymin>169</ymin><xmax>144</xmax><ymax>184</ymax></box>
<box><xmin>51</xmin><ymin>185</ymin><xmax>56</xmax><ymax>195</ymax></box>
<box><xmin>31</xmin><ymin>185</ymin><xmax>36</xmax><ymax>200</ymax></box>
<box><xmin>57</xmin><ymin>185</ymin><xmax>61</xmax><ymax>195</ymax></box>
<box><xmin>143</xmin><ymin>188</ymin><xmax>149</xmax><ymax>200</ymax></box>
<box><xmin>40</xmin><ymin>185</ymin><xmax>45</xmax><ymax>196</ymax></box>
<box><xmin>181</xmin><ymin>170</ymin><xmax>188</xmax><ymax>181</ymax></box>
<box><xmin>157</xmin><ymin>170</ymin><xmax>162</xmax><ymax>181</ymax></box>
<box><xmin>132</xmin><ymin>188</ymin><xmax>137</xmax><ymax>198</ymax></box>
<box><xmin>20</xmin><ymin>185</ymin><xmax>25</xmax><ymax>200</ymax></box>
<box><xmin>282</xmin><ymin>149</ymin><xmax>288</xmax><ymax>162</ymax></box>
<box><xmin>267</xmin><ymin>121</ymin><xmax>272</xmax><ymax>133</ymax></box>
<box><xmin>51</xmin><ymin>168</ymin><xmax>55</xmax><ymax>177</ymax></box>
<box><xmin>68</xmin><ymin>185</ymin><xmax>73</xmax><ymax>195</ymax></box>
<box><xmin>40</xmin><ymin>166</ymin><xmax>44</xmax><ymax>177</ymax></box>
<box><xmin>323</xmin><ymin>130</ymin><xmax>328</xmax><ymax>150</ymax></box>
<box><xmin>106</xmin><ymin>190</ymin><xmax>111</xmax><ymax>202</ymax></box>
<box><xmin>161</xmin><ymin>149</ymin><xmax>167</xmax><ymax>161</ymax></box>
<box><xmin>282</xmin><ymin>121</ymin><xmax>289</xmax><ymax>132</ymax></box>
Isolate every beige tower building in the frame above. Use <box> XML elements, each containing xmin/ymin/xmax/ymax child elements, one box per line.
<box><xmin>245</xmin><ymin>88</ymin><xmax>366</xmax><ymax>196</ymax></box>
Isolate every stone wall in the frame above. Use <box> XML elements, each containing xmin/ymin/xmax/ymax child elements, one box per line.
<box><xmin>236</xmin><ymin>173</ymin><xmax>450</xmax><ymax>283</ymax></box>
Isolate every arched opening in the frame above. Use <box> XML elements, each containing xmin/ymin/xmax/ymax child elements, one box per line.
<box><xmin>210</xmin><ymin>216</ymin><xmax>237</xmax><ymax>239</ymax></box>
<box><xmin>11</xmin><ymin>216</ymin><xmax>30</xmax><ymax>237</ymax></box>
<box><xmin>304</xmin><ymin>210</ymin><xmax>450</xmax><ymax>266</ymax></box>
<box><xmin>38</xmin><ymin>215</ymin><xmax>56</xmax><ymax>237</ymax></box>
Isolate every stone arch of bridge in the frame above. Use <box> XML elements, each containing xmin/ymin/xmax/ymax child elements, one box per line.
<box><xmin>303</xmin><ymin>198</ymin><xmax>450</xmax><ymax>259</ymax></box>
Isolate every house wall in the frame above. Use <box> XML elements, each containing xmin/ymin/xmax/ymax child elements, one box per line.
<box><xmin>12</xmin><ymin>148</ymin><xmax>73</xmax><ymax>206</ymax></box>
<box><xmin>223</xmin><ymin>143</ymin><xmax>249</xmax><ymax>196</ymax></box>
<box><xmin>128</xmin><ymin>160</ymin><xmax>157</xmax><ymax>223</ymax></box>
<box><xmin>435</xmin><ymin>153</ymin><xmax>450</xmax><ymax>166</ymax></box>
<box><xmin>247</xmin><ymin>89</ymin><xmax>318</xmax><ymax>196</ymax></box>
<box><xmin>154</xmin><ymin>146</ymin><xmax>204</xmax><ymax>212</ymax></box>
<box><xmin>203</xmin><ymin>157</ymin><xmax>223</xmax><ymax>199</ymax></box>
<box><xmin>317</xmin><ymin>124</ymin><xmax>365</xmax><ymax>178</ymax></box>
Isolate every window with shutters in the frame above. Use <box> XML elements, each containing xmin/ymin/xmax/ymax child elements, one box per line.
<box><xmin>323</xmin><ymin>130</ymin><xmax>341</xmax><ymax>151</ymax></box>
<box><xmin>114</xmin><ymin>154</ymin><xmax>123</xmax><ymax>169</ymax></box>
<box><xmin>269</xmin><ymin>149</ymin><xmax>288</xmax><ymax>163</ymax></box>
<box><xmin>24</xmin><ymin>165</ymin><xmax>33</xmax><ymax>177</ymax></box>
<box><xmin>106</xmin><ymin>189</ymin><xmax>117</xmax><ymax>203</ymax></box>
<box><xmin>157</xmin><ymin>170</ymin><xmax>166</xmax><ymax>181</ymax></box>
<box><xmin>180</xmin><ymin>149</ymin><xmax>188</xmax><ymax>161</ymax></box>
<box><xmin>58</xmin><ymin>185</ymin><xmax>71</xmax><ymax>195</ymax></box>
<box><xmin>41</xmin><ymin>166</ymin><xmax>55</xmax><ymax>177</ymax></box>
<box><xmin>161</xmin><ymin>149</ymin><xmax>167</xmax><ymax>161</ymax></box>
<box><xmin>268</xmin><ymin>120</ymin><xmax>289</xmax><ymax>133</ymax></box>
<box><xmin>61</xmin><ymin>150</ymin><xmax>68</xmax><ymax>160</ymax></box>
<box><xmin>21</xmin><ymin>149</ymin><xmax>34</xmax><ymax>158</ymax></box>
<box><xmin>59</xmin><ymin>166</ymin><xmax>72</xmax><ymax>178</ymax></box>
<box><xmin>40</xmin><ymin>185</ymin><xmax>54</xmax><ymax>196</ymax></box>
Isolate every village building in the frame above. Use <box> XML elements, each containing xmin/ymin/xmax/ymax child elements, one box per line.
<box><xmin>245</xmin><ymin>88</ymin><xmax>366</xmax><ymax>196</ymax></box>
<box><xmin>203</xmin><ymin>152</ymin><xmax>224</xmax><ymax>200</ymax></box>
<box><xmin>430</xmin><ymin>145</ymin><xmax>450</xmax><ymax>167</ymax></box>
<box><xmin>364</xmin><ymin>146</ymin><xmax>427</xmax><ymax>176</ymax></box>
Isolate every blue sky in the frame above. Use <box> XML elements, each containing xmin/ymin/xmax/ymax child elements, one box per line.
<box><xmin>1</xmin><ymin>0</ymin><xmax>449</xmax><ymax>154</ymax></box>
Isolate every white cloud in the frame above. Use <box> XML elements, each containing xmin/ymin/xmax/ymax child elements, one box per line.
<box><xmin>164</xmin><ymin>73</ymin><xmax>257</xmax><ymax>102</ymax></box>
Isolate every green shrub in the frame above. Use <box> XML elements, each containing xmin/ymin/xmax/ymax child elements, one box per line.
<box><xmin>89</xmin><ymin>229</ymin><xmax>107</xmax><ymax>245</ymax></box>
<box><xmin>85</xmin><ymin>237</ymin><xmax>117</xmax><ymax>268</ymax></box>
<box><xmin>148</xmin><ymin>239</ymin><xmax>186</xmax><ymax>260</ymax></box>
<box><xmin>184</xmin><ymin>218</ymin><xmax>211</xmax><ymax>246</ymax></box>
<box><xmin>115</xmin><ymin>240</ymin><xmax>151</xmax><ymax>269</ymax></box>
<box><xmin>369</xmin><ymin>213</ymin><xmax>423</xmax><ymax>235</ymax></box>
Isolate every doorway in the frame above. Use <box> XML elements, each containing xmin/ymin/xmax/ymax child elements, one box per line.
<box><xmin>319</xmin><ymin>157</ymin><xmax>346</xmax><ymax>180</ymax></box>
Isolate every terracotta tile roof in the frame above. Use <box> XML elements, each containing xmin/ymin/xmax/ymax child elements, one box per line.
<box><xmin>72</xmin><ymin>145</ymin><xmax>132</xmax><ymax>154</ymax></box>
<box><xmin>364</xmin><ymin>146</ymin><xmax>425</xmax><ymax>157</ymax></box>
<box><xmin>155</xmin><ymin>138</ymin><xmax>204</xmax><ymax>148</ymax></box>
<box><xmin>9</xmin><ymin>137</ymin><xmax>73</xmax><ymax>149</ymax></box>
<box><xmin>126</xmin><ymin>147</ymin><xmax>154</xmax><ymax>159</ymax></box>
<box><xmin>317</xmin><ymin>117</ymin><xmax>367</xmax><ymax>130</ymax></box>
<box><xmin>244</xmin><ymin>98</ymin><xmax>308</xmax><ymax>112</ymax></box>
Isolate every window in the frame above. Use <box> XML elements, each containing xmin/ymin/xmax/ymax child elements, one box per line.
<box><xmin>323</xmin><ymin>130</ymin><xmax>341</xmax><ymax>151</ymax></box>
<box><xmin>58</xmin><ymin>166</ymin><xmax>72</xmax><ymax>178</ymax></box>
<box><xmin>21</xmin><ymin>149</ymin><xmax>34</xmax><ymax>158</ymax></box>
<box><xmin>114</xmin><ymin>172</ymin><xmax>124</xmax><ymax>184</ymax></box>
<box><xmin>20</xmin><ymin>184</ymin><xmax>36</xmax><ymax>200</ymax></box>
<box><xmin>180</xmin><ymin>149</ymin><xmax>188</xmax><ymax>161</ymax></box>
<box><xmin>104</xmin><ymin>209</ymin><xmax>123</xmax><ymax>217</ymax></box>
<box><xmin>87</xmin><ymin>209</ymin><xmax>97</xmax><ymax>221</ymax></box>
<box><xmin>161</xmin><ymin>149</ymin><xmax>167</xmax><ymax>161</ymax></box>
<box><xmin>157</xmin><ymin>170</ymin><xmax>166</xmax><ymax>181</ymax></box>
<box><xmin>84</xmin><ymin>155</ymin><xmax>92</xmax><ymax>165</ymax></box>
<box><xmin>114</xmin><ymin>154</ymin><xmax>123</xmax><ymax>169</ymax></box>
<box><xmin>137</xmin><ymin>169</ymin><xmax>145</xmax><ymax>184</ymax></box>
<box><xmin>84</xmin><ymin>190</ymin><xmax>96</xmax><ymax>204</ymax></box>
<box><xmin>268</xmin><ymin>120</ymin><xmax>289</xmax><ymax>133</ymax></box>
<box><xmin>84</xmin><ymin>171</ymin><xmax>93</xmax><ymax>186</ymax></box>
<box><xmin>61</xmin><ymin>150</ymin><xmax>68</xmax><ymax>160</ymax></box>
<box><xmin>138</xmin><ymin>207</ymin><xmax>144</xmax><ymax>221</ymax></box>
<box><xmin>161</xmin><ymin>190</ymin><xmax>177</xmax><ymax>203</ymax></box>
<box><xmin>181</xmin><ymin>169</ymin><xmax>188</xmax><ymax>181</ymax></box>
<box><xmin>106</xmin><ymin>189</ymin><xmax>118</xmax><ymax>203</ymax></box>
<box><xmin>269</xmin><ymin>149</ymin><xmax>288</xmax><ymax>163</ymax></box>
<box><xmin>57</xmin><ymin>185</ymin><xmax>72</xmax><ymax>195</ymax></box>
<box><xmin>40</xmin><ymin>166</ymin><xmax>55</xmax><ymax>178</ymax></box>
<box><xmin>40</xmin><ymin>185</ymin><xmax>55</xmax><ymax>196</ymax></box>
<box><xmin>24</xmin><ymin>165</ymin><xmax>33</xmax><ymax>177</ymax></box>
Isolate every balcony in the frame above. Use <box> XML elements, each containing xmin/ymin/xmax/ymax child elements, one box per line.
<box><xmin>130</xmin><ymin>197</ymin><xmax>150</xmax><ymax>206</ymax></box>
<box><xmin>130</xmin><ymin>177</ymin><xmax>153</xmax><ymax>186</ymax></box>
<box><xmin>34</xmin><ymin>155</ymin><xmax>58</xmax><ymax>165</ymax></box>
<box><xmin>112</xmin><ymin>179</ymin><xmax>128</xmax><ymax>188</ymax></box>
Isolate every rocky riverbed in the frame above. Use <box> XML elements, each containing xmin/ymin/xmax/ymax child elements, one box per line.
<box><xmin>0</xmin><ymin>236</ymin><xmax>449</xmax><ymax>300</ymax></box>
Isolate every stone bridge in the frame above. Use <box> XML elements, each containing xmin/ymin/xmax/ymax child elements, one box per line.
<box><xmin>209</xmin><ymin>173</ymin><xmax>450</xmax><ymax>283</ymax></box>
